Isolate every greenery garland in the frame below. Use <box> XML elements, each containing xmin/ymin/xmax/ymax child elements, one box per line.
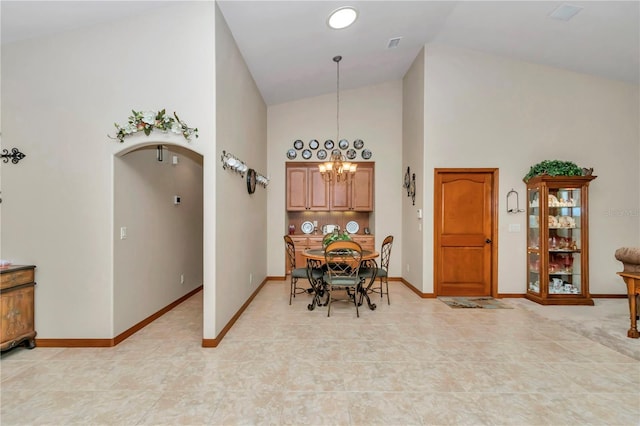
<box><xmin>109</xmin><ymin>109</ymin><xmax>198</xmax><ymax>143</ymax></box>
<box><xmin>523</xmin><ymin>160</ymin><xmax>586</xmax><ymax>182</ymax></box>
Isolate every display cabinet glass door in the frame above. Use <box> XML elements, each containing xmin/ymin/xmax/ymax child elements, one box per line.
<box><xmin>548</xmin><ymin>187</ymin><xmax>581</xmax><ymax>295</ymax></box>
<box><xmin>527</xmin><ymin>188</ymin><xmax>540</xmax><ymax>295</ymax></box>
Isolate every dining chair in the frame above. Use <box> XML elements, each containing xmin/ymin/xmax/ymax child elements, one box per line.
<box><xmin>284</xmin><ymin>235</ymin><xmax>319</xmax><ymax>305</ymax></box>
<box><xmin>323</xmin><ymin>240</ymin><xmax>364</xmax><ymax>317</ymax></box>
<box><xmin>360</xmin><ymin>235</ymin><xmax>394</xmax><ymax>305</ymax></box>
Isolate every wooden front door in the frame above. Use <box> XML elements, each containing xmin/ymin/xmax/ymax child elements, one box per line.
<box><xmin>434</xmin><ymin>169</ymin><xmax>498</xmax><ymax>296</ymax></box>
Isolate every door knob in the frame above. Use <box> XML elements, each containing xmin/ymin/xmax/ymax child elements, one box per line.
<box><xmin>485</xmin><ymin>238</ymin><xmax>492</xmax><ymax>244</ymax></box>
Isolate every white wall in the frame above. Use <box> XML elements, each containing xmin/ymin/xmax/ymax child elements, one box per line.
<box><xmin>402</xmin><ymin>47</ymin><xmax>425</xmax><ymax>290</ymax></box>
<box><xmin>1</xmin><ymin>2</ymin><xmax>215</xmax><ymax>338</ymax></box>
<box><xmin>266</xmin><ymin>81</ymin><xmax>404</xmax><ymax>278</ymax></box>
<box><xmin>114</xmin><ymin>145</ymin><xmax>203</xmax><ymax>335</ymax></box>
<box><xmin>422</xmin><ymin>44</ymin><xmax>639</xmax><ymax>295</ymax></box>
<box><xmin>215</xmin><ymin>4</ymin><xmax>268</xmax><ymax>335</ymax></box>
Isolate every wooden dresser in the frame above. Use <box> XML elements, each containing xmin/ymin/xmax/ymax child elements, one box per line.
<box><xmin>1</xmin><ymin>265</ymin><xmax>37</xmax><ymax>351</ymax></box>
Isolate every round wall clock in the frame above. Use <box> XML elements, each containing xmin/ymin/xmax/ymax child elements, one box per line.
<box><xmin>246</xmin><ymin>168</ymin><xmax>257</xmax><ymax>194</ymax></box>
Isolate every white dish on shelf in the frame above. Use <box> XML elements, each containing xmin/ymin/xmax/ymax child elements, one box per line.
<box><xmin>301</xmin><ymin>221</ymin><xmax>314</xmax><ymax>234</ymax></box>
<box><xmin>345</xmin><ymin>221</ymin><xmax>359</xmax><ymax>234</ymax></box>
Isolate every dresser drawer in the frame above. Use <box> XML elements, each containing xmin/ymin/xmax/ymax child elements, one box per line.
<box><xmin>1</xmin><ymin>267</ymin><xmax>35</xmax><ymax>290</ymax></box>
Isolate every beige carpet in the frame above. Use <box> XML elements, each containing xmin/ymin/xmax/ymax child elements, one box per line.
<box><xmin>509</xmin><ymin>298</ymin><xmax>640</xmax><ymax>361</ymax></box>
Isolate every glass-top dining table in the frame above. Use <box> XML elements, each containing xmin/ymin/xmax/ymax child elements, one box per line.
<box><xmin>301</xmin><ymin>248</ymin><xmax>380</xmax><ymax>312</ymax></box>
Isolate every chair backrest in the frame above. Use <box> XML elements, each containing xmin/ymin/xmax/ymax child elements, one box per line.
<box><xmin>379</xmin><ymin>235</ymin><xmax>394</xmax><ymax>271</ymax></box>
<box><xmin>283</xmin><ymin>235</ymin><xmax>297</xmax><ymax>270</ymax></box>
<box><xmin>324</xmin><ymin>240</ymin><xmax>363</xmax><ymax>283</ymax></box>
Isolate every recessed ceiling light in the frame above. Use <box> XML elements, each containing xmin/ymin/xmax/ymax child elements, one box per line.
<box><xmin>549</xmin><ymin>3</ymin><xmax>583</xmax><ymax>21</ymax></box>
<box><xmin>327</xmin><ymin>6</ymin><xmax>358</xmax><ymax>30</ymax></box>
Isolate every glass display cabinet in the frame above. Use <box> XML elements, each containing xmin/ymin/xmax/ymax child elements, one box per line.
<box><xmin>526</xmin><ymin>175</ymin><xmax>596</xmax><ymax>305</ymax></box>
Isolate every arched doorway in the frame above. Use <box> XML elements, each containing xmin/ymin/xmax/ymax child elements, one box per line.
<box><xmin>113</xmin><ymin>142</ymin><xmax>203</xmax><ymax>341</ymax></box>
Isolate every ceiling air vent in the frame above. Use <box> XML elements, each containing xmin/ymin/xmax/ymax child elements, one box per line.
<box><xmin>549</xmin><ymin>3</ymin><xmax>583</xmax><ymax>21</ymax></box>
<box><xmin>387</xmin><ymin>37</ymin><xmax>402</xmax><ymax>49</ymax></box>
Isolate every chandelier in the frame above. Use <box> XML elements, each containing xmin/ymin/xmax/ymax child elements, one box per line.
<box><xmin>319</xmin><ymin>151</ymin><xmax>356</xmax><ymax>182</ymax></box>
<box><xmin>319</xmin><ymin>55</ymin><xmax>357</xmax><ymax>183</ymax></box>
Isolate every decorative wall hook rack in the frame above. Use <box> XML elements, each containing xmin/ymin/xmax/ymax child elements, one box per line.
<box><xmin>1</xmin><ymin>148</ymin><xmax>26</xmax><ymax>164</ymax></box>
<box><xmin>220</xmin><ymin>150</ymin><xmax>269</xmax><ymax>189</ymax></box>
<box><xmin>506</xmin><ymin>188</ymin><xmax>525</xmax><ymax>213</ymax></box>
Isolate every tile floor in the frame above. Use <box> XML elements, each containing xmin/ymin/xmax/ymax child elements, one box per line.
<box><xmin>1</xmin><ymin>281</ymin><xmax>639</xmax><ymax>425</ymax></box>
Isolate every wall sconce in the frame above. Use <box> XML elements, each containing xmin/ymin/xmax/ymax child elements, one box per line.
<box><xmin>409</xmin><ymin>173</ymin><xmax>416</xmax><ymax>206</ymax></box>
<box><xmin>1</xmin><ymin>148</ymin><xmax>26</xmax><ymax>164</ymax></box>
<box><xmin>403</xmin><ymin>166</ymin><xmax>411</xmax><ymax>195</ymax></box>
<box><xmin>404</xmin><ymin>166</ymin><xmax>416</xmax><ymax>205</ymax></box>
<box><xmin>506</xmin><ymin>189</ymin><xmax>525</xmax><ymax>213</ymax></box>
<box><xmin>220</xmin><ymin>150</ymin><xmax>270</xmax><ymax>189</ymax></box>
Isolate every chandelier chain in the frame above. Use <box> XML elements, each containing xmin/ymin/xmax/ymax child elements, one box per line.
<box><xmin>334</xmin><ymin>55</ymin><xmax>341</xmax><ymax>143</ymax></box>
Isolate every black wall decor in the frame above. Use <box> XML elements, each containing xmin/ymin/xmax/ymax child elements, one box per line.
<box><xmin>410</xmin><ymin>173</ymin><xmax>416</xmax><ymax>205</ymax></box>
<box><xmin>1</xmin><ymin>148</ymin><xmax>26</xmax><ymax>164</ymax></box>
<box><xmin>403</xmin><ymin>167</ymin><xmax>411</xmax><ymax>195</ymax></box>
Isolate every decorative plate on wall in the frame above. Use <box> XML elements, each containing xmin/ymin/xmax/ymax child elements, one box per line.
<box><xmin>301</xmin><ymin>221</ymin><xmax>314</xmax><ymax>234</ymax></box>
<box><xmin>354</xmin><ymin>139</ymin><xmax>364</xmax><ymax>149</ymax></box>
<box><xmin>339</xmin><ymin>139</ymin><xmax>349</xmax><ymax>149</ymax></box>
<box><xmin>332</xmin><ymin>149</ymin><xmax>341</xmax><ymax>156</ymax></box>
<box><xmin>286</xmin><ymin>149</ymin><xmax>297</xmax><ymax>160</ymax></box>
<box><xmin>324</xmin><ymin>139</ymin><xmax>334</xmax><ymax>150</ymax></box>
<box><xmin>346</xmin><ymin>148</ymin><xmax>357</xmax><ymax>160</ymax></box>
<box><xmin>294</xmin><ymin>139</ymin><xmax>304</xmax><ymax>150</ymax></box>
<box><xmin>309</xmin><ymin>139</ymin><xmax>319</xmax><ymax>150</ymax></box>
<box><xmin>361</xmin><ymin>149</ymin><xmax>372</xmax><ymax>160</ymax></box>
<box><xmin>317</xmin><ymin>149</ymin><xmax>327</xmax><ymax>160</ymax></box>
<box><xmin>302</xmin><ymin>149</ymin><xmax>312</xmax><ymax>159</ymax></box>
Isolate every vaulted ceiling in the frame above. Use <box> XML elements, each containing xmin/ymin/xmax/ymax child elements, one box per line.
<box><xmin>3</xmin><ymin>1</ymin><xmax>638</xmax><ymax>105</ymax></box>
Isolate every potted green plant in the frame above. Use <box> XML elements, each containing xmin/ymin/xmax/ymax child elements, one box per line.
<box><xmin>523</xmin><ymin>160</ymin><xmax>592</xmax><ymax>182</ymax></box>
<box><xmin>322</xmin><ymin>229</ymin><xmax>352</xmax><ymax>248</ymax></box>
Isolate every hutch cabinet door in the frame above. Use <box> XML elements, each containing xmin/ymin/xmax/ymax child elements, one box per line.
<box><xmin>328</xmin><ymin>164</ymin><xmax>374</xmax><ymax>211</ymax></box>
<box><xmin>307</xmin><ymin>167</ymin><xmax>329</xmax><ymax>210</ymax></box>
<box><xmin>329</xmin><ymin>179</ymin><xmax>350</xmax><ymax>210</ymax></box>
<box><xmin>286</xmin><ymin>165</ymin><xmax>329</xmax><ymax>211</ymax></box>
<box><xmin>286</xmin><ymin>167</ymin><xmax>308</xmax><ymax>211</ymax></box>
<box><xmin>351</xmin><ymin>165</ymin><xmax>374</xmax><ymax>211</ymax></box>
